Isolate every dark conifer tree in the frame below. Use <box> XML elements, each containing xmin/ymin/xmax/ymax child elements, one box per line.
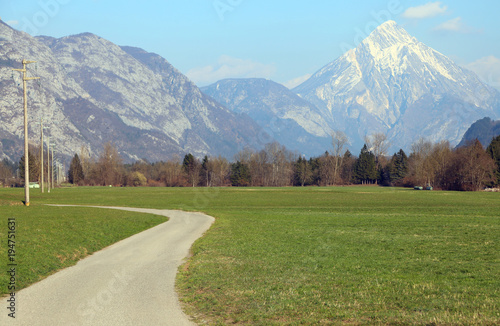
<box><xmin>293</xmin><ymin>156</ymin><xmax>311</xmax><ymax>186</ymax></box>
<box><xmin>341</xmin><ymin>150</ymin><xmax>355</xmax><ymax>184</ymax></box>
<box><xmin>309</xmin><ymin>157</ymin><xmax>321</xmax><ymax>186</ymax></box>
<box><xmin>486</xmin><ymin>135</ymin><xmax>500</xmax><ymax>185</ymax></box>
<box><xmin>200</xmin><ymin>155</ymin><xmax>210</xmax><ymax>187</ymax></box>
<box><xmin>68</xmin><ymin>154</ymin><xmax>85</xmax><ymax>184</ymax></box>
<box><xmin>18</xmin><ymin>150</ymin><xmax>40</xmax><ymax>183</ymax></box>
<box><xmin>230</xmin><ymin>161</ymin><xmax>251</xmax><ymax>186</ymax></box>
<box><xmin>390</xmin><ymin>149</ymin><xmax>408</xmax><ymax>181</ymax></box>
<box><xmin>182</xmin><ymin>153</ymin><xmax>200</xmax><ymax>187</ymax></box>
<box><xmin>353</xmin><ymin>144</ymin><xmax>377</xmax><ymax>184</ymax></box>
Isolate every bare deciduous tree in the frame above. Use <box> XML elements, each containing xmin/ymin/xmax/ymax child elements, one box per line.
<box><xmin>450</xmin><ymin>140</ymin><xmax>496</xmax><ymax>191</ymax></box>
<box><xmin>209</xmin><ymin>156</ymin><xmax>230</xmax><ymax>187</ymax></box>
<box><xmin>79</xmin><ymin>145</ymin><xmax>92</xmax><ymax>181</ymax></box>
<box><xmin>365</xmin><ymin>132</ymin><xmax>390</xmax><ymax>167</ymax></box>
<box><xmin>153</xmin><ymin>155</ymin><xmax>184</xmax><ymax>187</ymax></box>
<box><xmin>319</xmin><ymin>152</ymin><xmax>335</xmax><ymax>186</ymax></box>
<box><xmin>234</xmin><ymin>147</ymin><xmax>255</xmax><ymax>164</ymax></box>
<box><xmin>409</xmin><ymin>138</ymin><xmax>433</xmax><ymax>186</ymax></box>
<box><xmin>248</xmin><ymin>150</ymin><xmax>269</xmax><ymax>186</ymax></box>
<box><xmin>427</xmin><ymin>141</ymin><xmax>452</xmax><ymax>188</ymax></box>
<box><xmin>233</xmin><ymin>142</ymin><xmax>295</xmax><ymax>186</ymax></box>
<box><xmin>91</xmin><ymin>142</ymin><xmax>124</xmax><ymax>186</ymax></box>
<box><xmin>0</xmin><ymin>160</ymin><xmax>15</xmax><ymax>186</ymax></box>
<box><xmin>331</xmin><ymin>130</ymin><xmax>349</xmax><ymax>184</ymax></box>
<box><xmin>265</xmin><ymin>142</ymin><xmax>295</xmax><ymax>187</ymax></box>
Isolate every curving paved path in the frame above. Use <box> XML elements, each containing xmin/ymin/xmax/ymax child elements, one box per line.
<box><xmin>1</xmin><ymin>206</ymin><xmax>214</xmax><ymax>326</ymax></box>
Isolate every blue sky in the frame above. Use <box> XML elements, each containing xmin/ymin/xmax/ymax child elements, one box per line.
<box><xmin>2</xmin><ymin>0</ymin><xmax>499</xmax><ymax>89</ymax></box>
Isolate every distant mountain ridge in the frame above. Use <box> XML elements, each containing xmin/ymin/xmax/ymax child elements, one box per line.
<box><xmin>0</xmin><ymin>20</ymin><xmax>266</xmax><ymax>163</ymax></box>
<box><xmin>201</xmin><ymin>78</ymin><xmax>332</xmax><ymax>156</ymax></box>
<box><xmin>458</xmin><ymin>117</ymin><xmax>500</xmax><ymax>148</ymax></box>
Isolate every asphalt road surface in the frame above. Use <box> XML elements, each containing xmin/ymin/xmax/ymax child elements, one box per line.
<box><xmin>1</xmin><ymin>206</ymin><xmax>214</xmax><ymax>326</ymax></box>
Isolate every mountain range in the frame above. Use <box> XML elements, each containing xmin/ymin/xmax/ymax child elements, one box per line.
<box><xmin>1</xmin><ymin>19</ymin><xmax>499</xmax><ymax>164</ymax></box>
<box><xmin>0</xmin><ymin>20</ymin><xmax>265</xmax><ymax>164</ymax></box>
<box><xmin>201</xmin><ymin>78</ymin><xmax>332</xmax><ymax>156</ymax></box>
<box><xmin>201</xmin><ymin>21</ymin><xmax>500</xmax><ymax>155</ymax></box>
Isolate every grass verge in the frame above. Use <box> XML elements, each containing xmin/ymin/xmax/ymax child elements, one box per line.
<box><xmin>0</xmin><ymin>188</ymin><xmax>167</xmax><ymax>295</ymax></box>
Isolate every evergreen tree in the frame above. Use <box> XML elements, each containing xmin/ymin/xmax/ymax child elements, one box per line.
<box><xmin>309</xmin><ymin>157</ymin><xmax>321</xmax><ymax>186</ymax></box>
<box><xmin>230</xmin><ymin>161</ymin><xmax>251</xmax><ymax>186</ymax></box>
<box><xmin>379</xmin><ymin>164</ymin><xmax>391</xmax><ymax>186</ymax></box>
<box><xmin>353</xmin><ymin>144</ymin><xmax>377</xmax><ymax>184</ymax></box>
<box><xmin>380</xmin><ymin>149</ymin><xmax>409</xmax><ymax>186</ymax></box>
<box><xmin>293</xmin><ymin>156</ymin><xmax>311</xmax><ymax>186</ymax></box>
<box><xmin>486</xmin><ymin>135</ymin><xmax>500</xmax><ymax>185</ymax></box>
<box><xmin>182</xmin><ymin>153</ymin><xmax>200</xmax><ymax>187</ymax></box>
<box><xmin>18</xmin><ymin>150</ymin><xmax>40</xmax><ymax>183</ymax></box>
<box><xmin>389</xmin><ymin>149</ymin><xmax>408</xmax><ymax>181</ymax></box>
<box><xmin>68</xmin><ymin>154</ymin><xmax>85</xmax><ymax>184</ymax></box>
<box><xmin>200</xmin><ymin>155</ymin><xmax>210</xmax><ymax>187</ymax></box>
<box><xmin>341</xmin><ymin>150</ymin><xmax>355</xmax><ymax>184</ymax></box>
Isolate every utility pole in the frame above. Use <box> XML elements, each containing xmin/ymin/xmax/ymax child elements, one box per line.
<box><xmin>51</xmin><ymin>145</ymin><xmax>55</xmax><ymax>190</ymax></box>
<box><xmin>58</xmin><ymin>162</ymin><xmax>62</xmax><ymax>185</ymax></box>
<box><xmin>42</xmin><ymin>126</ymin><xmax>49</xmax><ymax>192</ymax></box>
<box><xmin>12</xmin><ymin>59</ymin><xmax>40</xmax><ymax>206</ymax></box>
<box><xmin>47</xmin><ymin>136</ymin><xmax>50</xmax><ymax>193</ymax></box>
<box><xmin>40</xmin><ymin>117</ymin><xmax>44</xmax><ymax>193</ymax></box>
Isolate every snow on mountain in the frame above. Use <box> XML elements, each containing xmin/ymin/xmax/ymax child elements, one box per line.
<box><xmin>3</xmin><ymin>19</ymin><xmax>498</xmax><ymax>163</ymax></box>
<box><xmin>294</xmin><ymin>20</ymin><xmax>500</xmax><ymax>152</ymax></box>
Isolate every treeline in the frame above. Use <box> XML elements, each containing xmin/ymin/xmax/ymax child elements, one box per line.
<box><xmin>2</xmin><ymin>134</ymin><xmax>499</xmax><ymax>191</ymax></box>
<box><xmin>65</xmin><ymin>134</ymin><xmax>499</xmax><ymax>191</ymax></box>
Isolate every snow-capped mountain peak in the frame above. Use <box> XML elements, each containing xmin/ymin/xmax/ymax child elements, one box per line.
<box><xmin>362</xmin><ymin>20</ymin><xmax>417</xmax><ymax>51</ymax></box>
<box><xmin>294</xmin><ymin>20</ymin><xmax>500</xmax><ymax>152</ymax></box>
<box><xmin>358</xmin><ymin>21</ymin><xmax>456</xmax><ymax>82</ymax></box>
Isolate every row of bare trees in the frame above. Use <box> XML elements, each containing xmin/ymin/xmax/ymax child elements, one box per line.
<box><xmin>2</xmin><ymin>133</ymin><xmax>499</xmax><ymax>191</ymax></box>
<box><xmin>76</xmin><ymin>135</ymin><xmax>499</xmax><ymax>191</ymax></box>
<box><xmin>404</xmin><ymin>138</ymin><xmax>498</xmax><ymax>191</ymax></box>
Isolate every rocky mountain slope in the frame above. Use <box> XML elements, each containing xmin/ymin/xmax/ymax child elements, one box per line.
<box><xmin>294</xmin><ymin>20</ymin><xmax>500</xmax><ymax>152</ymax></box>
<box><xmin>457</xmin><ymin>117</ymin><xmax>500</xmax><ymax>148</ymax></box>
<box><xmin>0</xmin><ymin>20</ymin><xmax>265</xmax><ymax>164</ymax></box>
<box><xmin>201</xmin><ymin>78</ymin><xmax>332</xmax><ymax>156</ymax></box>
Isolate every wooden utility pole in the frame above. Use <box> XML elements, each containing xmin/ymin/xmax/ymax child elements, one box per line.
<box><xmin>47</xmin><ymin>136</ymin><xmax>50</xmax><ymax>193</ymax></box>
<box><xmin>40</xmin><ymin>117</ymin><xmax>44</xmax><ymax>193</ymax></box>
<box><xmin>13</xmin><ymin>59</ymin><xmax>40</xmax><ymax>206</ymax></box>
<box><xmin>51</xmin><ymin>145</ymin><xmax>55</xmax><ymax>190</ymax></box>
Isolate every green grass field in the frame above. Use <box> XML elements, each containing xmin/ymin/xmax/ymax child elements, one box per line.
<box><xmin>1</xmin><ymin>186</ymin><xmax>499</xmax><ymax>325</ymax></box>
<box><xmin>0</xmin><ymin>188</ymin><xmax>167</xmax><ymax>295</ymax></box>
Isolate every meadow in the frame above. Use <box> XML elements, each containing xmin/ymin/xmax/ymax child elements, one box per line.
<box><xmin>1</xmin><ymin>186</ymin><xmax>499</xmax><ymax>325</ymax></box>
<box><xmin>0</xmin><ymin>189</ymin><xmax>167</xmax><ymax>295</ymax></box>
